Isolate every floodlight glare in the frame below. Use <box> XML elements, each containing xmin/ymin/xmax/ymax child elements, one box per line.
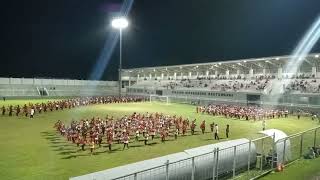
<box><xmin>315</xmin><ymin>54</ymin><xmax>319</xmax><ymax>58</ymax></box>
<box><xmin>111</xmin><ymin>17</ymin><xmax>129</xmax><ymax>29</ymax></box>
<box><xmin>111</xmin><ymin>17</ymin><xmax>129</xmax><ymax>96</ymax></box>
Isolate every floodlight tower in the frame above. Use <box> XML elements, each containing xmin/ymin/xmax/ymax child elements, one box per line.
<box><xmin>111</xmin><ymin>17</ymin><xmax>129</xmax><ymax>97</ymax></box>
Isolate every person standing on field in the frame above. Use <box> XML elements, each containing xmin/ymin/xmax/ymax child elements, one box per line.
<box><xmin>1</xmin><ymin>106</ymin><xmax>5</xmax><ymax>115</ymax></box>
<box><xmin>30</xmin><ymin>107</ymin><xmax>35</xmax><ymax>118</ymax></box>
<box><xmin>214</xmin><ymin>124</ymin><xmax>219</xmax><ymax>140</ymax></box>
<box><xmin>200</xmin><ymin>120</ymin><xmax>206</xmax><ymax>134</ymax></box>
<box><xmin>262</xmin><ymin>119</ymin><xmax>266</xmax><ymax>131</ymax></box>
<box><xmin>90</xmin><ymin>140</ymin><xmax>95</xmax><ymax>154</ymax></box>
<box><xmin>174</xmin><ymin>128</ymin><xmax>179</xmax><ymax>140</ymax></box>
<box><xmin>226</xmin><ymin>124</ymin><xmax>230</xmax><ymax>138</ymax></box>
<box><xmin>8</xmin><ymin>105</ymin><xmax>13</xmax><ymax>116</ymax></box>
<box><xmin>15</xmin><ymin>105</ymin><xmax>20</xmax><ymax>116</ymax></box>
<box><xmin>123</xmin><ymin>133</ymin><xmax>130</xmax><ymax>150</ymax></box>
<box><xmin>144</xmin><ymin>133</ymin><xmax>149</xmax><ymax>145</ymax></box>
<box><xmin>23</xmin><ymin>104</ymin><xmax>28</xmax><ymax>117</ymax></box>
<box><xmin>107</xmin><ymin>131</ymin><xmax>113</xmax><ymax>151</ymax></box>
<box><xmin>210</xmin><ymin>122</ymin><xmax>215</xmax><ymax>132</ymax></box>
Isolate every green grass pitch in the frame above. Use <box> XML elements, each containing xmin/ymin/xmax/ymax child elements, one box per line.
<box><xmin>0</xmin><ymin>99</ymin><xmax>319</xmax><ymax>180</ymax></box>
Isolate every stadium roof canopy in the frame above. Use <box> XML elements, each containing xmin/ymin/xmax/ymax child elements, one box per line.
<box><xmin>122</xmin><ymin>53</ymin><xmax>320</xmax><ymax>76</ymax></box>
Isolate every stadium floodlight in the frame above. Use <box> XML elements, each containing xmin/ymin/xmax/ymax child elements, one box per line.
<box><xmin>111</xmin><ymin>17</ymin><xmax>129</xmax><ymax>29</ymax></box>
<box><xmin>315</xmin><ymin>54</ymin><xmax>319</xmax><ymax>58</ymax></box>
<box><xmin>111</xmin><ymin>17</ymin><xmax>129</xmax><ymax>97</ymax></box>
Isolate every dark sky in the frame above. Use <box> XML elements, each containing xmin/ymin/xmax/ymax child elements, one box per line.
<box><xmin>1</xmin><ymin>0</ymin><xmax>320</xmax><ymax>80</ymax></box>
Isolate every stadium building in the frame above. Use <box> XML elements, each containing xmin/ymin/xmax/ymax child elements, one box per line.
<box><xmin>122</xmin><ymin>53</ymin><xmax>320</xmax><ymax>111</ymax></box>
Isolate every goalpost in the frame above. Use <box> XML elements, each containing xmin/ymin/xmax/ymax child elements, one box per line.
<box><xmin>149</xmin><ymin>95</ymin><xmax>169</xmax><ymax>105</ymax></box>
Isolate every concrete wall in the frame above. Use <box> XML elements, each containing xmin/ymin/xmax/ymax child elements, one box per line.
<box><xmin>0</xmin><ymin>77</ymin><xmax>118</xmax><ymax>97</ymax></box>
<box><xmin>0</xmin><ymin>77</ymin><xmax>117</xmax><ymax>86</ymax></box>
<box><xmin>126</xmin><ymin>87</ymin><xmax>320</xmax><ymax>111</ymax></box>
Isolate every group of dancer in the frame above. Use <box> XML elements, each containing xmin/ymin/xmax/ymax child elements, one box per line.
<box><xmin>53</xmin><ymin>112</ymin><xmax>228</xmax><ymax>154</ymax></box>
<box><xmin>196</xmin><ymin>104</ymin><xmax>289</xmax><ymax>121</ymax></box>
<box><xmin>1</xmin><ymin>96</ymin><xmax>146</xmax><ymax>118</ymax></box>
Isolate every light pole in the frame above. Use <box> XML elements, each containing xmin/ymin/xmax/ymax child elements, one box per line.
<box><xmin>111</xmin><ymin>17</ymin><xmax>128</xmax><ymax>97</ymax></box>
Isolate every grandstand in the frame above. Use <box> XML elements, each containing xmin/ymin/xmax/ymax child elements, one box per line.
<box><xmin>122</xmin><ymin>53</ymin><xmax>320</xmax><ymax>111</ymax></box>
<box><xmin>0</xmin><ymin>77</ymin><xmax>118</xmax><ymax>97</ymax></box>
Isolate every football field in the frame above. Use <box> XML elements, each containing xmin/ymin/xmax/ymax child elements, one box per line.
<box><xmin>0</xmin><ymin>99</ymin><xmax>319</xmax><ymax>180</ymax></box>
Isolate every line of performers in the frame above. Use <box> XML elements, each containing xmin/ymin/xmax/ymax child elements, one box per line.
<box><xmin>1</xmin><ymin>96</ymin><xmax>146</xmax><ymax>118</ymax></box>
<box><xmin>196</xmin><ymin>104</ymin><xmax>289</xmax><ymax>120</ymax></box>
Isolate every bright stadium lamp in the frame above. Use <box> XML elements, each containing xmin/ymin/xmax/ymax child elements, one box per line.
<box><xmin>111</xmin><ymin>17</ymin><xmax>129</xmax><ymax>97</ymax></box>
<box><xmin>111</xmin><ymin>17</ymin><xmax>129</xmax><ymax>29</ymax></box>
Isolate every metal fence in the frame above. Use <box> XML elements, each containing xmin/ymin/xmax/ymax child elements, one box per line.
<box><xmin>112</xmin><ymin>126</ymin><xmax>320</xmax><ymax>180</ymax></box>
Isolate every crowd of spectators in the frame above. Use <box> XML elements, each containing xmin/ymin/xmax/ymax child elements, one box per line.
<box><xmin>284</xmin><ymin>79</ymin><xmax>320</xmax><ymax>93</ymax></box>
<box><xmin>162</xmin><ymin>78</ymin><xmax>270</xmax><ymax>92</ymax></box>
<box><xmin>136</xmin><ymin>73</ymin><xmax>320</xmax><ymax>94</ymax></box>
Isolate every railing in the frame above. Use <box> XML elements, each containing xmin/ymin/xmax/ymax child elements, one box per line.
<box><xmin>110</xmin><ymin>126</ymin><xmax>320</xmax><ymax>180</ymax></box>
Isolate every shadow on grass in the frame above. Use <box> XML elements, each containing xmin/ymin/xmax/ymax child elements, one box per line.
<box><xmin>61</xmin><ymin>149</ymin><xmax>112</xmax><ymax>159</ymax></box>
<box><xmin>147</xmin><ymin>142</ymin><xmax>158</xmax><ymax>146</ymax></box>
<box><xmin>50</xmin><ymin>144</ymin><xmax>74</xmax><ymax>148</ymax></box>
<box><xmin>129</xmin><ymin>144</ymin><xmax>144</xmax><ymax>148</ymax></box>
<box><xmin>181</xmin><ymin>133</ymin><xmax>201</xmax><ymax>137</ymax></box>
<box><xmin>50</xmin><ymin>141</ymin><xmax>66</xmax><ymax>144</ymax></box>
<box><xmin>52</xmin><ymin>146</ymin><xmax>75</xmax><ymax>151</ymax></box>
<box><xmin>109</xmin><ymin>147</ymin><xmax>121</xmax><ymax>152</ymax></box>
<box><xmin>45</xmin><ymin>136</ymin><xmax>61</xmax><ymax>141</ymax></box>
<box><xmin>58</xmin><ymin>150</ymin><xmax>79</xmax><ymax>155</ymax></box>
<box><xmin>94</xmin><ymin>150</ymin><xmax>109</xmax><ymax>155</ymax></box>
<box><xmin>40</xmin><ymin>131</ymin><xmax>56</xmax><ymax>135</ymax></box>
<box><xmin>61</xmin><ymin>154</ymin><xmax>86</xmax><ymax>159</ymax></box>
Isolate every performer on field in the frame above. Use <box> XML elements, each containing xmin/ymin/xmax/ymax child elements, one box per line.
<box><xmin>1</xmin><ymin>106</ymin><xmax>5</xmax><ymax>115</ymax></box>
<box><xmin>174</xmin><ymin>128</ymin><xmax>179</xmax><ymax>140</ymax></box>
<box><xmin>214</xmin><ymin>124</ymin><xmax>219</xmax><ymax>140</ymax></box>
<box><xmin>262</xmin><ymin>119</ymin><xmax>266</xmax><ymax>131</ymax></box>
<box><xmin>30</xmin><ymin>107</ymin><xmax>35</xmax><ymax>118</ymax></box>
<box><xmin>8</xmin><ymin>105</ymin><xmax>13</xmax><ymax>116</ymax></box>
<box><xmin>123</xmin><ymin>134</ymin><xmax>130</xmax><ymax>150</ymax></box>
<box><xmin>15</xmin><ymin>105</ymin><xmax>20</xmax><ymax>116</ymax></box>
<box><xmin>226</xmin><ymin>124</ymin><xmax>230</xmax><ymax>138</ymax></box>
<box><xmin>190</xmin><ymin>120</ymin><xmax>196</xmax><ymax>135</ymax></box>
<box><xmin>107</xmin><ymin>131</ymin><xmax>113</xmax><ymax>151</ymax></box>
<box><xmin>200</xmin><ymin>120</ymin><xmax>206</xmax><ymax>134</ymax></box>
<box><xmin>23</xmin><ymin>104</ymin><xmax>28</xmax><ymax>117</ymax></box>
<box><xmin>90</xmin><ymin>140</ymin><xmax>95</xmax><ymax>154</ymax></box>
<box><xmin>210</xmin><ymin>122</ymin><xmax>215</xmax><ymax>132</ymax></box>
<box><xmin>144</xmin><ymin>133</ymin><xmax>149</xmax><ymax>145</ymax></box>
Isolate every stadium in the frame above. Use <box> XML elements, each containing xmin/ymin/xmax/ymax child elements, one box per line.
<box><xmin>1</xmin><ymin>1</ymin><xmax>320</xmax><ymax>180</ymax></box>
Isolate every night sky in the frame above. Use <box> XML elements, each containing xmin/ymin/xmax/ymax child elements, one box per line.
<box><xmin>1</xmin><ymin>0</ymin><xmax>320</xmax><ymax>80</ymax></box>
